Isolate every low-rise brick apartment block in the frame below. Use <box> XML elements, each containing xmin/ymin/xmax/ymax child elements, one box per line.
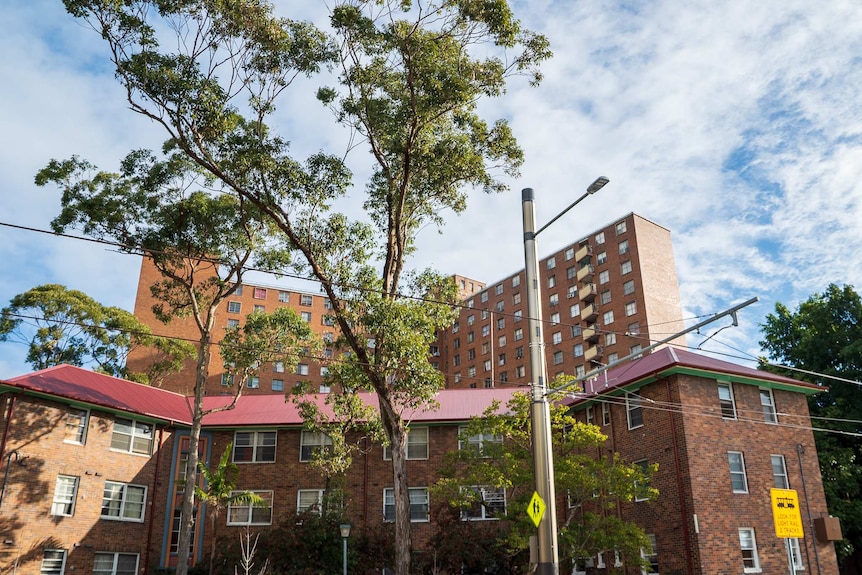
<box><xmin>1</xmin><ymin>351</ymin><xmax>841</xmax><ymax>575</ymax></box>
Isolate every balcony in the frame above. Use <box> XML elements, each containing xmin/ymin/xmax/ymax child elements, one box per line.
<box><xmin>578</xmin><ymin>283</ymin><xmax>597</xmax><ymax>302</ymax></box>
<box><xmin>582</xmin><ymin>323</ymin><xmax>600</xmax><ymax>343</ymax></box>
<box><xmin>575</xmin><ymin>244</ymin><xmax>592</xmax><ymax>262</ymax></box>
<box><xmin>584</xmin><ymin>344</ymin><xmax>604</xmax><ymax>363</ymax></box>
<box><xmin>580</xmin><ymin>302</ymin><xmax>600</xmax><ymax>322</ymax></box>
<box><xmin>576</xmin><ymin>264</ymin><xmax>595</xmax><ymax>283</ymax></box>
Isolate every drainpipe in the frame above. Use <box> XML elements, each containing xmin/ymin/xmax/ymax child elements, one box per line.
<box><xmin>797</xmin><ymin>443</ymin><xmax>821</xmax><ymax>575</ymax></box>
<box><xmin>0</xmin><ymin>394</ymin><xmax>20</xmax><ymax>473</ymax></box>
<box><xmin>665</xmin><ymin>379</ymin><xmax>695</xmax><ymax>575</ymax></box>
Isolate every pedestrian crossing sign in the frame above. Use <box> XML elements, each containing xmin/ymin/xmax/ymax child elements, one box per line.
<box><xmin>527</xmin><ymin>491</ymin><xmax>546</xmax><ymax>527</ymax></box>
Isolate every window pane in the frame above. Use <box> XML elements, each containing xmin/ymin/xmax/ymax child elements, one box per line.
<box><xmin>41</xmin><ymin>550</ymin><xmax>66</xmax><ymax>575</ymax></box>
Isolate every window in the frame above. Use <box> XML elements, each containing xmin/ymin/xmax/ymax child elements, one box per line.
<box><xmin>459</xmin><ymin>428</ymin><xmax>503</xmax><ymax>454</ymax></box>
<box><xmin>227</xmin><ymin>318</ymin><xmax>240</xmax><ymax>328</ymax></box>
<box><xmin>481</xmin><ymin>325</ymin><xmax>490</xmax><ymax>337</ymax></box>
<box><xmin>233</xmin><ymin>431</ymin><xmax>277</xmax><ymax>463</ymax></box>
<box><xmin>481</xmin><ymin>310</ymin><xmax>489</xmax><ymax>320</ymax></box>
<box><xmin>227</xmin><ymin>490</ymin><xmax>273</xmax><ymax>525</ymax></box>
<box><xmin>567</xmin><ymin>286</ymin><xmax>577</xmax><ymax>299</ymax></box>
<box><xmin>498</xmin><ymin>353</ymin><xmax>506</xmax><ymax>366</ymax></box>
<box><xmin>573</xmin><ymin>344</ymin><xmax>584</xmax><ymax>358</ymax></box>
<box><xmin>600</xmin><ymin>290</ymin><xmax>612</xmax><ymax>304</ymax></box>
<box><xmin>569</xmin><ymin>303</ymin><xmax>580</xmax><ymax>318</ymax></box>
<box><xmin>623</xmin><ymin>280</ymin><xmax>635</xmax><ymax>295</ymax></box>
<box><xmin>605</xmin><ymin>332</ymin><xmax>616</xmax><ymax>346</ymax></box>
<box><xmin>273</xmin><ymin>361</ymin><xmax>285</xmax><ymax>373</ymax></box>
<box><xmin>512</xmin><ymin>293</ymin><xmax>521</xmax><ymax>306</ymax></box>
<box><xmin>621</xmin><ymin>261</ymin><xmax>632</xmax><ymax>275</ymax></box>
<box><xmin>760</xmin><ymin>388</ymin><xmax>778</xmax><ymax>423</ymax></box>
<box><xmin>738</xmin><ymin>528</ymin><xmax>761</xmax><ymax>573</ymax></box>
<box><xmin>111</xmin><ymin>418</ymin><xmax>154</xmax><ymax>455</ymax></box>
<box><xmin>565</xmin><ymin>247</ymin><xmax>575</xmax><ymax>260</ymax></box>
<box><xmin>788</xmin><ymin>538</ymin><xmax>804</xmax><ymax>571</ymax></box>
<box><xmin>626</xmin><ymin>394</ymin><xmax>643</xmax><ymax>429</ymax></box>
<box><xmin>453</xmin><ymin>355</ymin><xmax>461</xmax><ymax>366</ymax></box>
<box><xmin>595</xmin><ymin>232</ymin><xmax>605</xmax><ymax>244</ymax></box>
<box><xmin>641</xmin><ymin>534</ymin><xmax>658</xmax><ymax>574</ymax></box>
<box><xmin>278</xmin><ymin>290</ymin><xmax>290</xmax><ymax>303</ymax></box>
<box><xmin>468</xmin><ymin>349</ymin><xmax>476</xmax><ymax>361</ymax></box>
<box><xmin>496</xmin><ymin>300</ymin><xmax>504</xmax><ymax>312</ymax></box>
<box><xmin>630</xmin><ymin>344</ymin><xmax>643</xmax><ymax>356</ymax></box>
<box><xmin>324</xmin><ymin>299</ymin><xmax>333</xmax><ymax>309</ymax></box>
<box><xmin>484</xmin><ymin>359</ymin><xmax>492</xmax><ymax>372</ymax></box>
<box><xmin>272</xmin><ymin>379</ymin><xmax>284</xmax><ymax>392</ymax></box>
<box><xmin>233</xmin><ymin>285</ymin><xmax>243</xmax><ymax>296</ymax></box>
<box><xmin>452</xmin><ymin>321</ymin><xmax>460</xmax><ymax>333</ymax></box>
<box><xmin>628</xmin><ymin>322</ymin><xmax>640</xmax><ymax>335</ymax></box>
<box><xmin>221</xmin><ymin>373</ymin><xmax>234</xmax><ymax>386</ymax></box>
<box><xmin>319</xmin><ymin>384</ymin><xmax>331</xmax><ymax>394</ymax></box>
<box><xmin>496</xmin><ymin>317</ymin><xmax>505</xmax><ymax>330</ymax></box>
<box><xmin>228</xmin><ymin>301</ymin><xmax>241</xmax><ymax>313</ymax></box>
<box><xmin>384</xmin><ymin>427</ymin><xmax>429</xmax><ymax>460</ymax></box>
<box><xmin>615</xmin><ymin>221</ymin><xmax>627</xmax><ymax>235</ymax></box>
<box><xmin>461</xmin><ymin>486</ymin><xmax>506</xmax><ymax>520</ymax></box>
<box><xmin>52</xmin><ymin>475</ymin><xmax>79</xmax><ymax>516</ymax></box>
<box><xmin>728</xmin><ymin>451</ymin><xmax>749</xmax><ymax>493</ymax></box>
<box><xmin>64</xmin><ymin>408</ymin><xmax>88</xmax><ymax>444</ymax></box>
<box><xmin>93</xmin><ymin>553</ymin><xmax>138</xmax><ymax>575</ymax></box>
<box><xmin>618</xmin><ymin>240</ymin><xmax>630</xmax><ymax>255</ymax></box>
<box><xmin>552</xmin><ymin>332</ymin><xmax>562</xmax><ymax>345</ymax></box>
<box><xmin>498</xmin><ymin>335</ymin><xmax>507</xmax><ymax>347</ymax></box>
<box><xmin>553</xmin><ymin>351</ymin><xmax>563</xmax><ymax>365</ymax></box>
<box><xmin>514</xmin><ymin>328</ymin><xmax>524</xmax><ymax>341</ymax></box>
<box><xmin>512</xmin><ymin>275</ymin><xmax>521</xmax><ymax>287</ymax></box>
<box><xmin>297</xmin><ymin>363</ymin><xmax>309</xmax><ymax>375</ymax></box>
<box><xmin>297</xmin><ymin>489</ymin><xmax>325</xmax><ymax>515</ymax></box>
<box><xmin>602</xmin><ymin>403</ymin><xmax>611</xmax><ymax>425</ymax></box>
<box><xmin>547</xmin><ymin>256</ymin><xmax>556</xmax><ymax>269</ymax></box>
<box><xmin>599</xmin><ymin>270</ymin><xmax>610</xmax><ymax>284</ymax></box>
<box><xmin>320</xmin><ymin>366</ymin><xmax>330</xmax><ymax>377</ymax></box>
<box><xmin>634</xmin><ymin>460</ymin><xmax>651</xmax><ymax>502</ymax></box>
<box><xmin>253</xmin><ymin>287</ymin><xmax>267</xmax><ymax>299</ymax></box>
<box><xmin>467</xmin><ymin>314</ymin><xmax>475</xmax><ymax>326</ymax></box>
<box><xmin>718</xmin><ymin>382</ymin><xmax>736</xmax><ymax>419</ymax></box>
<box><xmin>567</xmin><ymin>266</ymin><xmax>577</xmax><ymax>280</ymax></box>
<box><xmin>300</xmin><ymin>431</ymin><xmax>333</xmax><ymax>462</ymax></box>
<box><xmin>101</xmin><ymin>481</ymin><xmax>146</xmax><ymax>522</ymax></box>
<box><xmin>453</xmin><ymin>338</ymin><xmax>461</xmax><ymax>350</ymax></box>
<box><xmin>480</xmin><ymin>291</ymin><xmax>489</xmax><ymax>303</ymax></box>
<box><xmin>323</xmin><ymin>331</ymin><xmax>334</xmax><ymax>343</ymax></box>
<box><xmin>383</xmin><ymin>487</ymin><xmax>429</xmax><ymax>522</ymax></box>
<box><xmin>603</xmin><ymin>310</ymin><xmax>615</xmax><ymax>325</ymax></box>
<box><xmin>300</xmin><ymin>294</ymin><xmax>313</xmax><ymax>306</ymax></box>
<box><xmin>772</xmin><ymin>454</ymin><xmax>789</xmax><ymax>489</ymax></box>
<box><xmin>596</xmin><ymin>251</ymin><xmax>607</xmax><ymax>265</ymax></box>
<box><xmin>607</xmin><ymin>352</ymin><xmax>619</xmax><ymax>363</ymax></box>
<box><xmin>41</xmin><ymin>550</ymin><xmax>66</xmax><ymax>575</ymax></box>
<box><xmin>625</xmin><ymin>302</ymin><xmax>637</xmax><ymax>316</ymax></box>
<box><xmin>550</xmin><ymin>312</ymin><xmax>560</xmax><ymax>325</ymax></box>
<box><xmin>454</xmin><ymin>372</ymin><xmax>461</xmax><ymax>384</ymax></box>
<box><xmin>468</xmin><ymin>366</ymin><xmax>477</xmax><ymax>377</ymax></box>
<box><xmin>495</xmin><ymin>284</ymin><xmax>504</xmax><ymax>295</ymax></box>
<box><xmin>515</xmin><ymin>346</ymin><xmax>524</xmax><ymax>359</ymax></box>
<box><xmin>514</xmin><ymin>309</ymin><xmax>522</xmax><ymax>322</ymax></box>
<box><xmin>571</xmin><ymin>325</ymin><xmax>582</xmax><ymax>337</ymax></box>
<box><xmin>548</xmin><ymin>275</ymin><xmax>557</xmax><ymax>288</ymax></box>
<box><xmin>467</xmin><ymin>298</ymin><xmax>474</xmax><ymax>308</ymax></box>
<box><xmin>549</xmin><ymin>293</ymin><xmax>559</xmax><ymax>307</ymax></box>
<box><xmin>300</xmin><ymin>311</ymin><xmax>312</xmax><ymax>322</ymax></box>
<box><xmin>516</xmin><ymin>365</ymin><xmax>526</xmax><ymax>377</ymax></box>
<box><xmin>253</xmin><ymin>304</ymin><xmax>265</xmax><ymax>313</ymax></box>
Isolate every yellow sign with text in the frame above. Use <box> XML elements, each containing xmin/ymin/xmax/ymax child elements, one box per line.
<box><xmin>771</xmin><ymin>488</ymin><xmax>804</xmax><ymax>538</ymax></box>
<box><xmin>527</xmin><ymin>492</ymin><xmax>546</xmax><ymax>527</ymax></box>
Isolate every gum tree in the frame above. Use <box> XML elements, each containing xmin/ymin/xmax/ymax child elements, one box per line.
<box><xmin>56</xmin><ymin>1</ymin><xmax>549</xmax><ymax>573</ymax></box>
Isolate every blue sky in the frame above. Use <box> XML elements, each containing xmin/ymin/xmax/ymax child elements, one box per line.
<box><xmin>2</xmin><ymin>0</ymin><xmax>861</xmax><ymax>377</ymax></box>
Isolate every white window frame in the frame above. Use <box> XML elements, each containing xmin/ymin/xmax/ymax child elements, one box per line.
<box><xmin>512</xmin><ymin>275</ymin><xmax>521</xmax><ymax>287</ymax></box>
<box><xmin>41</xmin><ymin>550</ymin><xmax>67</xmax><ymax>575</ymax></box>
<box><xmin>596</xmin><ymin>232</ymin><xmax>606</xmax><ymax>244</ymax></box>
<box><xmin>546</xmin><ymin>256</ymin><xmax>556</xmax><ymax>269</ymax></box>
<box><xmin>625</xmin><ymin>301</ymin><xmax>637</xmax><ymax>316</ymax></box>
<box><xmin>598</xmin><ymin>270</ymin><xmax>610</xmax><ymax>284</ymax></box>
<box><xmin>552</xmin><ymin>332</ymin><xmax>562</xmax><ymax>345</ymax></box>
<box><xmin>788</xmin><ymin>538</ymin><xmax>805</xmax><ymax>571</ymax></box>
<box><xmin>233</xmin><ymin>431</ymin><xmax>277</xmax><ymax>463</ymax></box>
<box><xmin>271</xmin><ymin>379</ymin><xmax>284</xmax><ymax>392</ymax></box>
<box><xmin>297</xmin><ymin>363</ymin><xmax>309</xmax><ymax>375</ymax></box>
<box><xmin>602</xmin><ymin>403</ymin><xmax>610</xmax><ymax>426</ymax></box>
<box><xmin>227</xmin><ymin>301</ymin><xmax>241</xmax><ymax>313</ymax></box>
<box><xmin>621</xmin><ymin>261</ymin><xmax>632</xmax><ymax>275</ymax></box>
<box><xmin>247</xmin><ymin>376</ymin><xmax>259</xmax><ymax>389</ymax></box>
<box><xmin>459</xmin><ymin>427</ymin><xmax>503</xmax><ymax>455</ymax></box>
<box><xmin>93</xmin><ymin>552</ymin><xmax>139</xmax><ymax>575</ymax></box>
<box><xmin>300</xmin><ymin>294</ymin><xmax>313</xmax><ymax>306</ymax></box>
<box><xmin>760</xmin><ymin>388</ymin><xmax>778</xmax><ymax>423</ymax></box>
<box><xmin>728</xmin><ymin>451</ymin><xmax>749</xmax><ymax>493</ymax></box>
<box><xmin>52</xmin><ymin>475</ymin><xmax>79</xmax><ymax>516</ymax></box>
<box><xmin>101</xmin><ymin>481</ymin><xmax>147</xmax><ymax>522</ymax></box>
<box><xmin>634</xmin><ymin>460</ymin><xmax>650</xmax><ymax>502</ymax></box>
<box><xmin>585</xmin><ymin>406</ymin><xmax>594</xmax><ymax>425</ymax></box>
<box><xmin>300</xmin><ymin>311</ymin><xmax>312</xmax><ymax>322</ymax></box>
<box><xmin>383</xmin><ymin>427</ymin><xmax>429</xmax><ymax>460</ymax></box>
<box><xmin>718</xmin><ymin>382</ymin><xmax>737</xmax><ymax>419</ymax></box>
<box><xmin>619</xmin><ymin>240</ymin><xmax>630</xmax><ymax>255</ymax></box>
<box><xmin>278</xmin><ymin>290</ymin><xmax>290</xmax><ymax>303</ymax></box>
<box><xmin>110</xmin><ymin>418</ymin><xmax>154</xmax><ymax>456</ymax></box>
<box><xmin>227</xmin><ymin>490</ymin><xmax>273</xmax><ymax>525</ymax></box>
<box><xmin>603</xmin><ymin>310</ymin><xmax>615</xmax><ymax>325</ymax></box>
<box><xmin>64</xmin><ymin>408</ymin><xmax>89</xmax><ymax>445</ymax></box>
<box><xmin>300</xmin><ymin>431</ymin><xmax>333</xmax><ymax>462</ymax></box>
<box><xmin>739</xmin><ymin>527</ymin><xmax>761</xmax><ymax>573</ymax></box>
<box><xmin>383</xmin><ymin>487</ymin><xmax>429</xmax><ymax>522</ymax></box>
<box><xmin>615</xmin><ymin>221</ymin><xmax>627</xmax><ymax>235</ymax></box>
<box><xmin>772</xmin><ymin>454</ymin><xmax>790</xmax><ymax>489</ymax></box>
<box><xmin>297</xmin><ymin>489</ymin><xmax>325</xmax><ymax>515</ymax></box>
<box><xmin>640</xmin><ymin>533</ymin><xmax>658</xmax><ymax>574</ymax></box>
<box><xmin>460</xmin><ymin>486</ymin><xmax>506</xmax><ymax>521</ymax></box>
<box><xmin>626</xmin><ymin>394</ymin><xmax>643</xmax><ymax>429</ymax></box>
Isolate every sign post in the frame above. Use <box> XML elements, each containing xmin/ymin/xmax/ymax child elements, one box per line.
<box><xmin>771</xmin><ymin>488</ymin><xmax>804</xmax><ymax>575</ymax></box>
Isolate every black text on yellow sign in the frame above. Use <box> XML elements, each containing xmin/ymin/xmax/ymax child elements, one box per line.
<box><xmin>771</xmin><ymin>488</ymin><xmax>804</xmax><ymax>539</ymax></box>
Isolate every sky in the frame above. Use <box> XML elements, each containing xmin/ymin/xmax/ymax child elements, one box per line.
<box><xmin>1</xmin><ymin>0</ymin><xmax>861</xmax><ymax>378</ymax></box>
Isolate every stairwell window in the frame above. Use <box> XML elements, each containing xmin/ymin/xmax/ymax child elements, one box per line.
<box><xmin>717</xmin><ymin>382</ymin><xmax>737</xmax><ymax>419</ymax></box>
<box><xmin>771</xmin><ymin>454</ymin><xmax>789</xmax><ymax>489</ymax></box>
<box><xmin>760</xmin><ymin>388</ymin><xmax>778</xmax><ymax>423</ymax></box>
<box><xmin>728</xmin><ymin>451</ymin><xmax>749</xmax><ymax>493</ymax></box>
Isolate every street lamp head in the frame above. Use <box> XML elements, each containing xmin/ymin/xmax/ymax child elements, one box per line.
<box><xmin>340</xmin><ymin>523</ymin><xmax>351</xmax><ymax>538</ymax></box>
<box><xmin>586</xmin><ymin>177</ymin><xmax>609</xmax><ymax>194</ymax></box>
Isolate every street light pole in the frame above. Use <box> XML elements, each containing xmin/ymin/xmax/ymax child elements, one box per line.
<box><xmin>522</xmin><ymin>177</ymin><xmax>608</xmax><ymax>575</ymax></box>
<box><xmin>339</xmin><ymin>523</ymin><xmax>351</xmax><ymax>575</ymax></box>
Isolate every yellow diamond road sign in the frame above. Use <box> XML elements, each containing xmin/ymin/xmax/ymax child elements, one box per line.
<box><xmin>771</xmin><ymin>488</ymin><xmax>804</xmax><ymax>539</ymax></box>
<box><xmin>527</xmin><ymin>491</ymin><xmax>546</xmax><ymax>527</ymax></box>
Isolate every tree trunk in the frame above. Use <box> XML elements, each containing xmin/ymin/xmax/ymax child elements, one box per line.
<box><xmin>176</xmin><ymin>334</ymin><xmax>211</xmax><ymax>575</ymax></box>
<box><xmin>380</xmin><ymin>402</ymin><xmax>411</xmax><ymax>575</ymax></box>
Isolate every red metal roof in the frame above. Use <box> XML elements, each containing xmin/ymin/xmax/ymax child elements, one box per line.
<box><xmin>576</xmin><ymin>347</ymin><xmax>821</xmax><ymax>399</ymax></box>
<box><xmin>2</xmin><ymin>364</ymin><xmax>193</xmax><ymax>423</ymax></box>
<box><xmin>2</xmin><ymin>364</ymin><xmax>525</xmax><ymax>427</ymax></box>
